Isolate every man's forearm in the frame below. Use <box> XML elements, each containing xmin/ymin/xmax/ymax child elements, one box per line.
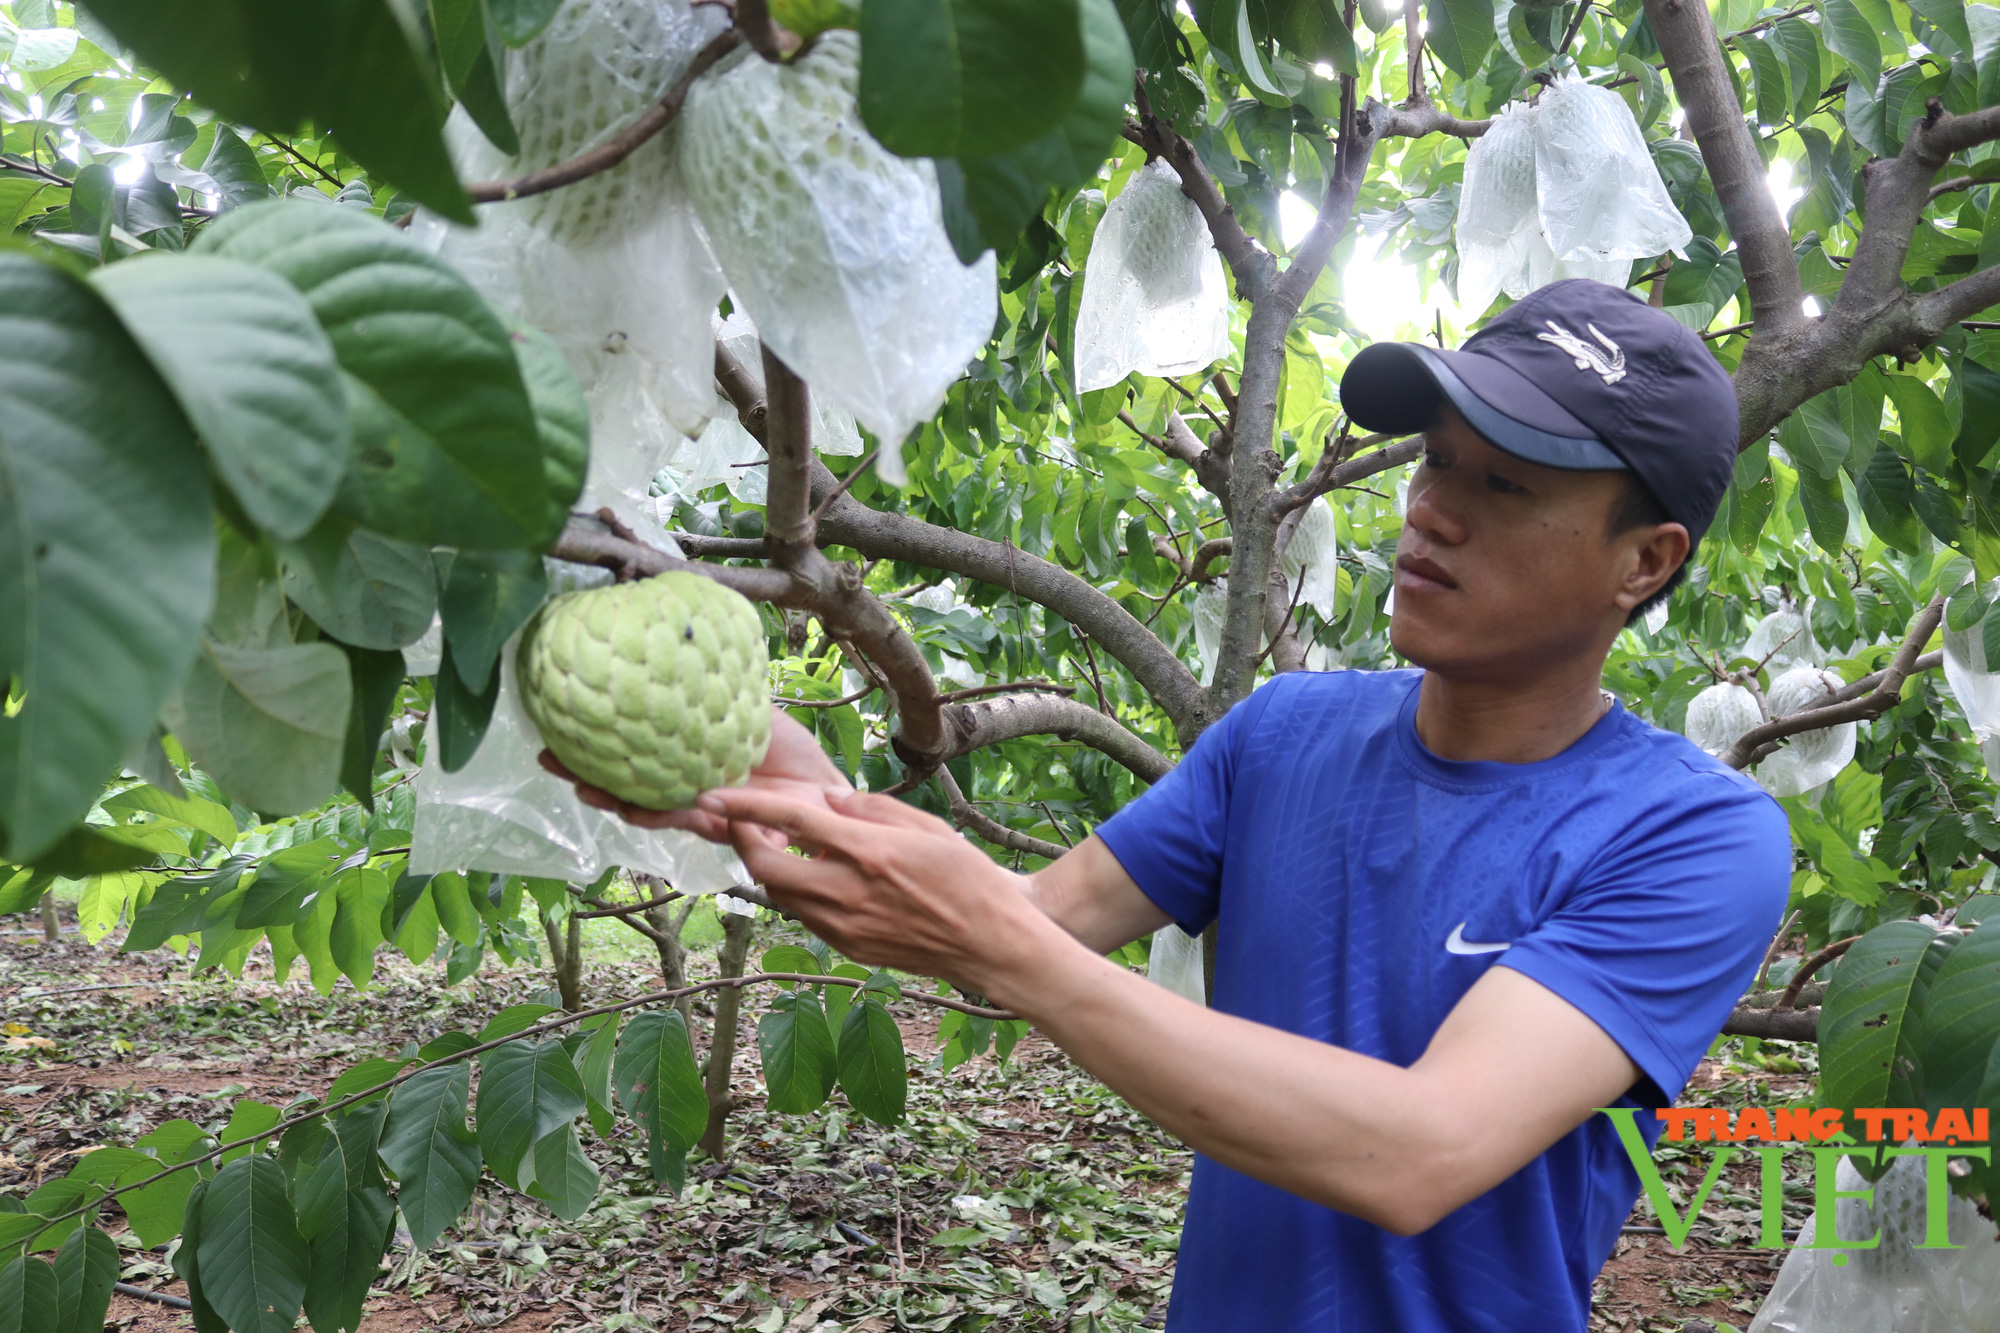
<box><xmin>969</xmin><ymin>908</ymin><xmax>1456</xmax><ymax>1233</ymax></box>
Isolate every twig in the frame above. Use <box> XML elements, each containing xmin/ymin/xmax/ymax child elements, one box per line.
<box><xmin>774</xmin><ymin>682</ymin><xmax>877</xmax><ymax>709</ymax></box>
<box><xmin>1078</xmin><ymin>634</ymin><xmax>1113</xmax><ymax>717</ymax></box>
<box><xmin>263</xmin><ymin>134</ymin><xmax>344</xmax><ymax>188</ymax></box>
<box><xmin>466</xmin><ymin>31</ymin><xmax>741</xmax><ymax>203</ymax></box>
<box><xmin>1777</xmin><ymin>936</ymin><xmax>1862</xmax><ymax>1010</ymax></box>
<box><xmin>572</xmin><ymin>890</ymin><xmax>685</xmax><ymax>920</ymax></box>
<box><xmin>114</xmin><ymin>1283</ymin><xmax>191</xmax><ymax>1310</ymax></box>
<box><xmin>1251</xmin><ymin>567</ymin><xmax>1309</xmax><ymax>670</ymax></box>
<box><xmin>807</xmin><ymin>446</ymin><xmax>881</xmax><ymax>525</ymax></box>
<box><xmin>1700</xmin><ymin>322</ymin><xmax>1755</xmax><ymax>341</ymax></box>
<box><xmin>1753</xmin><ymin>909</ymin><xmax>1802</xmax><ymax>992</ymax></box>
<box><xmin>1556</xmin><ymin>0</ymin><xmax>1594</xmax><ymax>56</ymax></box>
<box><xmin>937</xmin><ymin>768</ymin><xmax>1067</xmax><ymax>861</ymax></box>
<box><xmin>937</xmin><ymin>680</ymin><xmax>1077</xmax><ymax>703</ymax></box>
<box><xmin>1037</xmin><ymin>802</ymin><xmax>1075</xmax><ymax>849</ymax></box>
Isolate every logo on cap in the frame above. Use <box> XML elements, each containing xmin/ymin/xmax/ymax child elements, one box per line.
<box><xmin>1536</xmin><ymin>320</ymin><xmax>1626</xmax><ymax>387</ymax></box>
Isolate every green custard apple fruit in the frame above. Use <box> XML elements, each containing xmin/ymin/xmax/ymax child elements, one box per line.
<box><xmin>518</xmin><ymin>572</ymin><xmax>772</xmax><ymax>810</ymax></box>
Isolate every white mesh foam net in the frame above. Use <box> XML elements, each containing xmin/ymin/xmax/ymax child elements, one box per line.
<box><xmin>1756</xmin><ymin>665</ymin><xmax>1855</xmax><ymax>797</ymax></box>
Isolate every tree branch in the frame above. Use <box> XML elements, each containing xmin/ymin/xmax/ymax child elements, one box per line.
<box><xmin>1379</xmin><ymin>101</ymin><xmax>1490</xmax><ymax>140</ymax></box>
<box><xmin>937</xmin><ymin>767</ymin><xmax>1069</xmax><ymax>860</ymax></box>
<box><xmin>940</xmin><ymin>692</ymin><xmax>1174</xmax><ymax>784</ymax></box>
<box><xmin>1645</xmin><ymin>0</ymin><xmax>1805</xmax><ymax>336</ymax></box>
<box><xmin>1717</xmin><ymin>596</ymin><xmax>1943</xmax><ymax>769</ymax></box>
<box><xmin>465</xmin><ymin>31</ymin><xmax>741</xmax><ymax>204</ymax></box>
<box><xmin>1720</xmin><ymin>1005</ymin><xmax>1818</xmax><ymax>1041</ymax></box>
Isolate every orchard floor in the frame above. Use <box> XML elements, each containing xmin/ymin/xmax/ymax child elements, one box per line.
<box><xmin>1</xmin><ymin>908</ymin><xmax>1816</xmax><ymax>1333</ymax></box>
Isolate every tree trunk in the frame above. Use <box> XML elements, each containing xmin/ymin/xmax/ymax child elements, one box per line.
<box><xmin>38</xmin><ymin>892</ymin><xmax>57</xmax><ymax>943</ymax></box>
<box><xmin>646</xmin><ymin>898</ymin><xmax>700</xmax><ymax>1026</ymax></box>
<box><xmin>698</xmin><ymin>908</ymin><xmax>757</xmax><ymax>1160</ymax></box>
<box><xmin>541</xmin><ymin>907</ymin><xmax>585</xmax><ymax>1012</ymax></box>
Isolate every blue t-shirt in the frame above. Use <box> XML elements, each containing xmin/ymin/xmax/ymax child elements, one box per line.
<box><xmin>1094</xmin><ymin>669</ymin><xmax>1791</xmax><ymax>1333</ymax></box>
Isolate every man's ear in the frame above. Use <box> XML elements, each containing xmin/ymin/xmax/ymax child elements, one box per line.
<box><xmin>1612</xmin><ymin>522</ymin><xmax>1689</xmax><ymax>613</ymax></box>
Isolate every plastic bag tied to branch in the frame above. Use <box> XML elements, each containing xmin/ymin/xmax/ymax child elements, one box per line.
<box><xmin>1074</xmin><ymin>158</ymin><xmax>1231</xmax><ymax>393</ymax></box>
<box><xmin>678</xmin><ymin>31</ymin><xmax>997</xmax><ymax>485</ymax></box>
<box><xmin>1756</xmin><ymin>665</ymin><xmax>1856</xmax><ymax>797</ymax></box>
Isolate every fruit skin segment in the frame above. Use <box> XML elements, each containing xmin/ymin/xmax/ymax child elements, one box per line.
<box><xmin>517</xmin><ymin>572</ymin><xmax>772</xmax><ymax>810</ymax></box>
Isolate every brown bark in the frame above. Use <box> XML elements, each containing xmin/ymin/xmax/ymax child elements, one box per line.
<box><xmin>699</xmin><ymin>909</ymin><xmax>757</xmax><ymax>1160</ymax></box>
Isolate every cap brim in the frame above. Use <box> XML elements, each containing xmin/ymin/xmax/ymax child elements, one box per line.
<box><xmin>1340</xmin><ymin>343</ymin><xmax>1627</xmax><ymax>471</ymax></box>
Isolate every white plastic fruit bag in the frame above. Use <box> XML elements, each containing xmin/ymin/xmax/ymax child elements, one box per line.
<box><xmin>1744</xmin><ymin>601</ymin><xmax>1819</xmax><ymax>668</ymax></box>
<box><xmin>1943</xmin><ymin>579</ymin><xmax>2000</xmax><ymax>746</ymax></box>
<box><xmin>1074</xmin><ymin>158</ymin><xmax>1232</xmax><ymax>392</ymax></box>
<box><xmin>410</xmin><ymin>571</ymin><xmax>752</xmax><ymax>893</ymax></box>
<box><xmin>679</xmin><ymin>32</ymin><xmax>996</xmax><ymax>481</ymax></box>
<box><xmin>1192</xmin><ymin>579</ymin><xmax>1230</xmax><ymax>686</ymax></box>
<box><xmin>421</xmin><ymin>0</ymin><xmax>732</xmax><ymax>446</ymax></box>
<box><xmin>1531</xmin><ymin>75</ymin><xmax>1692</xmax><ymax>269</ymax></box>
<box><xmin>1756</xmin><ymin>665</ymin><xmax>1855</xmax><ymax>797</ymax></box>
<box><xmin>1147</xmin><ymin>925</ymin><xmax>1207</xmax><ymax>1006</ymax></box>
<box><xmin>1455</xmin><ymin>102</ymin><xmax>1543</xmax><ymax>319</ymax></box>
<box><xmin>1749</xmin><ymin>1151</ymin><xmax>2000</xmax><ymax>1333</ymax></box>
<box><xmin>1683</xmin><ymin>681</ymin><xmax>1762</xmax><ymax>756</ymax></box>
<box><xmin>1281</xmin><ymin>498</ymin><xmax>1340</xmax><ymax>621</ymax></box>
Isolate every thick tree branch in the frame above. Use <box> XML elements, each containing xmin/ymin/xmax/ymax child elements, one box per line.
<box><xmin>465</xmin><ymin>31</ymin><xmax>740</xmax><ymax>204</ymax></box>
<box><xmin>937</xmin><ymin>768</ymin><xmax>1069</xmax><ymax>861</ymax></box>
<box><xmin>808</xmin><ymin>464</ymin><xmax>1212</xmax><ymax>740</ymax></box>
<box><xmin>1717</xmin><ymin>597</ymin><xmax>1943</xmax><ymax>769</ymax></box>
<box><xmin>1841</xmin><ymin>104</ymin><xmax>2000</xmax><ymax>322</ymax></box>
<box><xmin>940</xmin><ymin>693</ymin><xmax>1174</xmax><ymax>784</ymax></box>
<box><xmin>1721</xmin><ymin>1005</ymin><xmax>1818</xmax><ymax>1040</ymax></box>
<box><xmin>1380</xmin><ymin>100</ymin><xmax>1490</xmax><ymax>140</ymax></box>
<box><xmin>1645</xmin><ymin>0</ymin><xmax>1805</xmax><ymax>337</ymax></box>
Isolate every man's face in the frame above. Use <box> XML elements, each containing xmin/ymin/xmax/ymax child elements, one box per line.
<box><xmin>1389</xmin><ymin>404</ymin><xmax>1682</xmax><ymax>683</ymax></box>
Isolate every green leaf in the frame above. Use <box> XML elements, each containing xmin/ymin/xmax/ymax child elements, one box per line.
<box><xmin>940</xmin><ymin>0</ymin><xmax>1133</xmax><ymax>259</ymax></box>
<box><xmin>296</xmin><ymin>1105</ymin><xmax>393</xmax><ymax>1333</ymax></box>
<box><xmin>0</xmin><ymin>1255</ymin><xmax>59</xmax><ymax>1333</ymax></box>
<box><xmin>1884</xmin><ymin>373</ymin><xmax>1955</xmax><ymax>473</ymax></box>
<box><xmin>1912</xmin><ymin>0</ymin><xmax>1972</xmax><ymax>55</ymax></box>
<box><xmin>523</xmin><ymin>1124</ymin><xmax>600</xmax><ymax>1219</ymax></box>
<box><xmin>236</xmin><ymin>837</ymin><xmax>356</xmax><ymax>929</ymax></box>
<box><xmin>476</xmin><ymin>1039</ymin><xmax>587</xmax><ymax>1191</ymax></box>
<box><xmin>759</xmin><ymin>989</ymin><xmax>838</xmax><ymax>1114</ymax></box>
<box><xmin>339</xmin><ymin>642</ymin><xmax>407</xmax><ymax>807</ymax></box>
<box><xmin>479</xmin><ymin>1003</ymin><xmax>560</xmax><ymax>1042</ymax></box>
<box><xmin>859</xmin><ymin>0</ymin><xmax>1086</xmax><ymax>159</ymax></box>
<box><xmin>760</xmin><ymin>944</ymin><xmax>824</xmax><ymax>980</ymax></box>
<box><xmin>173</xmin><ymin>1178</ymin><xmax>228</xmax><ymax>1333</ymax></box>
<box><xmin>20</xmin><ymin>826</ymin><xmax>157</xmax><ymax>880</ymax></box>
<box><xmin>121</xmin><ymin>1120</ymin><xmax>213</xmax><ymax>1249</ymax></box>
<box><xmin>1954</xmin><ymin>357</ymin><xmax>2000</xmax><ymax>471</ymax></box>
<box><xmin>378</xmin><ymin>1065</ymin><xmax>480</xmax><ymax>1251</ymax></box>
<box><xmin>81</xmin><ymin>0</ymin><xmax>470</xmax><ymax>222</ymax></box>
<box><xmin>1818</xmin><ymin>0</ymin><xmax>1882</xmax><ymax>87</ymax></box>
<box><xmin>164</xmin><ymin>638</ymin><xmax>352</xmax><ymax>817</ymax></box>
<box><xmin>439</xmin><ymin>549</ymin><xmax>547</xmax><ymax>695</ymax></box>
<box><xmin>218</xmin><ymin>1099</ymin><xmax>283</xmax><ymax>1164</ymax></box>
<box><xmin>202</xmin><ymin>127</ymin><xmax>271</xmax><ymax>212</ymax></box>
<box><xmin>1820</xmin><ymin>921</ymin><xmax>1941</xmax><ymax>1118</ymax></box>
<box><xmin>196</xmin><ymin>1156</ymin><xmax>308</xmax><ymax>1333</ymax></box>
<box><xmin>431</xmin><ymin>0</ymin><xmax>520</xmax><ymax>155</ymax></box>
<box><xmin>196</xmin><ymin>202</ymin><xmax>554</xmax><ymax>550</ymax></box>
<box><xmin>1795</xmin><ymin>464</ymin><xmax>1850</xmax><ymax>553</ymax></box>
<box><xmin>49</xmin><ymin>1227</ymin><xmax>114</xmax><ymax>1333</ymax></box>
<box><xmin>90</xmin><ymin>254</ymin><xmax>349</xmax><ymax>541</ymax></box>
<box><xmin>836</xmin><ymin>997</ymin><xmax>907</xmax><ymax>1126</ymax></box>
<box><xmin>280</xmin><ymin>519</ymin><xmax>437</xmax><ymax>651</ymax></box>
<box><xmin>1739</xmin><ymin>32</ymin><xmax>1792</xmax><ymax>128</ymax></box>
<box><xmin>613</xmin><ymin>1010</ymin><xmax>709</xmax><ymax>1183</ymax></box>
<box><xmin>488</xmin><ymin>0</ymin><xmax>567</xmax><ymax>45</ymax></box>
<box><xmin>574</xmin><ymin>1013</ymin><xmax>620</xmax><ymax>1138</ymax></box>
<box><xmin>101</xmin><ymin>784</ymin><xmax>237</xmax><ymax>847</ymax></box>
<box><xmin>507</xmin><ymin>320</ymin><xmax>589</xmax><ymax>533</ymax></box>
<box><xmin>435</xmin><ymin>638</ymin><xmax>502</xmax><ymax>772</ymax></box>
<box><xmin>1776</xmin><ymin>393</ymin><xmax>1849</xmax><ymax>477</ymax></box>
<box><xmin>1912</xmin><ymin>923</ymin><xmax>2000</xmax><ymax>1114</ymax></box>
<box><xmin>0</xmin><ymin>253</ymin><xmax>213</xmax><ymax>863</ymax></box>
<box><xmin>1854</xmin><ymin>444</ymin><xmax>1925</xmax><ymax>555</ymax></box>
<box><xmin>1425</xmin><ymin>0</ymin><xmax>1494</xmax><ymax>77</ymax></box>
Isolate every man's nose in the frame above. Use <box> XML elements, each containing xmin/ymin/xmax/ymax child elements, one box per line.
<box><xmin>1404</xmin><ymin>475</ymin><xmax>1469</xmax><ymax>546</ymax></box>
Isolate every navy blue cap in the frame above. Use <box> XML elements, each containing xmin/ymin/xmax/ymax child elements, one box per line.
<box><xmin>1339</xmin><ymin>279</ymin><xmax>1740</xmax><ymax>542</ymax></box>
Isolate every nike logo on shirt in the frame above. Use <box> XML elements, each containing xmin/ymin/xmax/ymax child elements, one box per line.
<box><xmin>1445</xmin><ymin>922</ymin><xmax>1511</xmax><ymax>955</ymax></box>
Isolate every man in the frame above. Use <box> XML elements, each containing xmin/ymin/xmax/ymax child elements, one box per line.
<box><xmin>569</xmin><ymin>280</ymin><xmax>1793</xmax><ymax>1330</ymax></box>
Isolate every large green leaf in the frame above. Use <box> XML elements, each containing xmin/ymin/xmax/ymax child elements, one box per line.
<box><xmin>836</xmin><ymin>997</ymin><xmax>907</xmax><ymax>1126</ymax></box>
<box><xmin>280</xmin><ymin>518</ymin><xmax>437</xmax><ymax>650</ymax></box>
<box><xmin>439</xmin><ymin>549</ymin><xmax>546</xmax><ymax>695</ymax></box>
<box><xmin>90</xmin><ymin>254</ymin><xmax>349</xmax><ymax>541</ymax></box>
<box><xmin>1884</xmin><ymin>373</ymin><xmax>1954</xmax><ymax>474</ymax></box>
<box><xmin>758</xmin><ymin>989</ymin><xmax>838</xmax><ymax>1115</ymax></box>
<box><xmin>338</xmin><ymin>642</ymin><xmax>406</xmax><ymax>806</ymax></box>
<box><xmin>1818</xmin><ymin>0</ymin><xmax>1881</xmax><ymax>87</ymax></box>
<box><xmin>78</xmin><ymin>0</ymin><xmax>472</xmax><ymax>222</ymax></box>
<box><xmin>379</xmin><ymin>1065</ymin><xmax>480</xmax><ymax>1251</ymax></box>
<box><xmin>101</xmin><ymin>783</ymin><xmax>238</xmax><ymax>846</ymax></box>
<box><xmin>523</xmin><ymin>1124</ymin><xmax>600</xmax><ymax>1220</ymax></box>
<box><xmin>431</xmin><ymin>0</ymin><xmax>520</xmax><ymax>155</ymax></box>
<box><xmin>506</xmin><ymin>318</ymin><xmax>588</xmax><ymax>533</ymax></box>
<box><xmin>939</xmin><ymin>0</ymin><xmax>1134</xmax><ymax>259</ymax></box>
<box><xmin>476</xmin><ymin>1039</ymin><xmax>587</xmax><ymax>1191</ymax></box>
<box><xmin>123</xmin><ymin>855</ymin><xmax>256</xmax><ymax>952</ymax></box>
<box><xmin>435</xmin><ymin>637</ymin><xmax>502</xmax><ymax>771</ymax></box>
<box><xmin>1425</xmin><ymin>0</ymin><xmax>1494</xmax><ymax>77</ymax></box>
<box><xmin>1912</xmin><ymin>924</ymin><xmax>2000</xmax><ymax>1115</ymax></box>
<box><xmin>613</xmin><ymin>1010</ymin><xmax>710</xmax><ymax>1184</ymax></box>
<box><xmin>296</xmin><ymin>1105</ymin><xmax>394</xmax><ymax>1333</ymax></box>
<box><xmin>0</xmin><ymin>253</ymin><xmax>214</xmax><ymax>863</ymax></box>
<box><xmin>860</xmin><ymin>0</ymin><xmax>1086</xmax><ymax>159</ymax></box>
<box><xmin>1820</xmin><ymin>921</ymin><xmax>1943</xmax><ymax>1119</ymax></box>
<box><xmin>196</xmin><ymin>1156</ymin><xmax>309</xmax><ymax>1333</ymax></box>
<box><xmin>121</xmin><ymin>1120</ymin><xmax>215</xmax><ymax>1249</ymax></box>
<box><xmin>49</xmin><ymin>1226</ymin><xmax>115</xmax><ymax>1333</ymax></box>
<box><xmin>0</xmin><ymin>1255</ymin><xmax>59</xmax><ymax>1333</ymax></box>
<box><xmin>235</xmin><ymin>836</ymin><xmax>358</xmax><ymax>929</ymax></box>
<box><xmin>165</xmin><ymin>638</ymin><xmax>351</xmax><ymax>816</ymax></box>
<box><xmin>196</xmin><ymin>202</ymin><xmax>554</xmax><ymax>550</ymax></box>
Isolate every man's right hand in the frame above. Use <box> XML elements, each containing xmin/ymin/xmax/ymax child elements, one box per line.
<box><xmin>538</xmin><ymin>705</ymin><xmax>852</xmax><ymax>843</ymax></box>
